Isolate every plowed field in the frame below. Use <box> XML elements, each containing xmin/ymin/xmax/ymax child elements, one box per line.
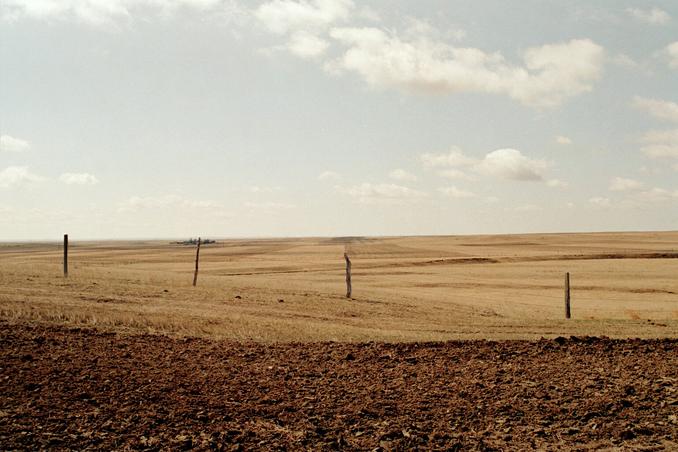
<box><xmin>1</xmin><ymin>322</ymin><xmax>676</xmax><ymax>450</ymax></box>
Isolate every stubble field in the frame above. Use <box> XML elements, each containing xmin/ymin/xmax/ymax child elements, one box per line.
<box><xmin>1</xmin><ymin>231</ymin><xmax>678</xmax><ymax>341</ymax></box>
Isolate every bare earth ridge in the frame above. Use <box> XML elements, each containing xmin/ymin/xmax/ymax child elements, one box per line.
<box><xmin>1</xmin><ymin>322</ymin><xmax>676</xmax><ymax>451</ymax></box>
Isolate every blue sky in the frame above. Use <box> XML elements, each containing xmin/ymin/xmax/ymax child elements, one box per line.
<box><xmin>1</xmin><ymin>0</ymin><xmax>677</xmax><ymax>239</ymax></box>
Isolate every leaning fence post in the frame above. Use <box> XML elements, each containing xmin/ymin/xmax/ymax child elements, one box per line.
<box><xmin>344</xmin><ymin>253</ymin><xmax>352</xmax><ymax>298</ymax></box>
<box><xmin>193</xmin><ymin>237</ymin><xmax>201</xmax><ymax>287</ymax></box>
<box><xmin>63</xmin><ymin>234</ymin><xmax>68</xmax><ymax>277</ymax></box>
<box><xmin>564</xmin><ymin>272</ymin><xmax>571</xmax><ymax>319</ymax></box>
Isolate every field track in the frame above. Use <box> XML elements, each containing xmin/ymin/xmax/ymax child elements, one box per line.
<box><xmin>1</xmin><ymin>322</ymin><xmax>676</xmax><ymax>450</ymax></box>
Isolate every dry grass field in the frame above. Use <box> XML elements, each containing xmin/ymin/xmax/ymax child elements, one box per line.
<box><xmin>1</xmin><ymin>231</ymin><xmax>678</xmax><ymax>341</ymax></box>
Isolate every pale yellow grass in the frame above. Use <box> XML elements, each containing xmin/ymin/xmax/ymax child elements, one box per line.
<box><xmin>1</xmin><ymin>232</ymin><xmax>677</xmax><ymax>341</ymax></box>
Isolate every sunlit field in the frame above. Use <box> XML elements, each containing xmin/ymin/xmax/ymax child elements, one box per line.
<box><xmin>2</xmin><ymin>231</ymin><xmax>678</xmax><ymax>341</ymax></box>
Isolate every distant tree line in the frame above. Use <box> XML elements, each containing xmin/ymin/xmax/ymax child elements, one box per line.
<box><xmin>173</xmin><ymin>238</ymin><xmax>216</xmax><ymax>245</ymax></box>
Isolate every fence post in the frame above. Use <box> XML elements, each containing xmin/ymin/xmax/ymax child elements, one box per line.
<box><xmin>344</xmin><ymin>253</ymin><xmax>352</xmax><ymax>298</ymax></box>
<box><xmin>564</xmin><ymin>272</ymin><xmax>571</xmax><ymax>319</ymax></box>
<box><xmin>193</xmin><ymin>237</ymin><xmax>201</xmax><ymax>287</ymax></box>
<box><xmin>63</xmin><ymin>234</ymin><xmax>68</xmax><ymax>277</ymax></box>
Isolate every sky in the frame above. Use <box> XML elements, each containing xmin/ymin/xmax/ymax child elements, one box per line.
<box><xmin>1</xmin><ymin>0</ymin><xmax>677</xmax><ymax>240</ymax></box>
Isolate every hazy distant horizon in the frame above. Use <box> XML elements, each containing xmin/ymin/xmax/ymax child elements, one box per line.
<box><xmin>3</xmin><ymin>228</ymin><xmax>678</xmax><ymax>245</ymax></box>
<box><xmin>2</xmin><ymin>0</ymin><xmax>678</xmax><ymax>240</ymax></box>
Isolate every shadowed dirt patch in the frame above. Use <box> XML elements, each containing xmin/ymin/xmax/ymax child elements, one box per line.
<box><xmin>413</xmin><ymin>252</ymin><xmax>678</xmax><ymax>268</ymax></box>
<box><xmin>1</xmin><ymin>322</ymin><xmax>676</xmax><ymax>450</ymax></box>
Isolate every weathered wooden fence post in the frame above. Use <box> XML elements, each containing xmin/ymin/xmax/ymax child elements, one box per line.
<box><xmin>193</xmin><ymin>237</ymin><xmax>201</xmax><ymax>287</ymax></box>
<box><xmin>63</xmin><ymin>234</ymin><xmax>68</xmax><ymax>277</ymax></box>
<box><xmin>564</xmin><ymin>272</ymin><xmax>571</xmax><ymax>319</ymax></box>
<box><xmin>344</xmin><ymin>253</ymin><xmax>352</xmax><ymax>298</ymax></box>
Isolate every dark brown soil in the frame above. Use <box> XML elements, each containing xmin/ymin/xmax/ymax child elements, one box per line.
<box><xmin>1</xmin><ymin>322</ymin><xmax>676</xmax><ymax>451</ymax></box>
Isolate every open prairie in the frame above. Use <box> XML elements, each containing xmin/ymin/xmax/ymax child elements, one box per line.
<box><xmin>1</xmin><ymin>231</ymin><xmax>678</xmax><ymax>341</ymax></box>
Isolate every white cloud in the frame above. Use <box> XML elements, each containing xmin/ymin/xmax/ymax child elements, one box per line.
<box><xmin>633</xmin><ymin>187</ymin><xmax>678</xmax><ymax>202</ymax></box>
<box><xmin>547</xmin><ymin>179</ymin><xmax>568</xmax><ymax>188</ymax></box>
<box><xmin>249</xmin><ymin>185</ymin><xmax>282</xmax><ymax>193</ymax></box>
<box><xmin>555</xmin><ymin>135</ymin><xmax>572</xmax><ymax>145</ymax></box>
<box><xmin>665</xmin><ymin>42</ymin><xmax>678</xmax><ymax>70</ymax></box>
<box><xmin>337</xmin><ymin>182</ymin><xmax>425</xmax><ymax>203</ymax></box>
<box><xmin>640</xmin><ymin>129</ymin><xmax>678</xmax><ymax>158</ymax></box>
<box><xmin>438</xmin><ymin>169</ymin><xmax>473</xmax><ymax>180</ymax></box>
<box><xmin>0</xmin><ymin>166</ymin><xmax>44</xmax><ymax>188</ymax></box>
<box><xmin>0</xmin><ymin>134</ymin><xmax>30</xmax><ymax>153</ymax></box>
<box><xmin>609</xmin><ymin>177</ymin><xmax>643</xmax><ymax>191</ymax></box>
<box><xmin>255</xmin><ymin>0</ymin><xmax>352</xmax><ymax>59</ymax></box>
<box><xmin>626</xmin><ymin>7</ymin><xmax>670</xmax><ymax>25</ymax></box>
<box><xmin>327</xmin><ymin>27</ymin><xmax>604</xmax><ymax>107</ymax></box>
<box><xmin>1</xmin><ymin>0</ymin><xmax>232</xmax><ymax>26</ymax></box>
<box><xmin>421</xmin><ymin>147</ymin><xmax>476</xmax><ymax>168</ymax></box>
<box><xmin>589</xmin><ymin>197</ymin><xmax>611</xmax><ymax>207</ymax></box>
<box><xmin>422</xmin><ymin>147</ymin><xmax>548</xmax><ymax>182</ymax></box>
<box><xmin>117</xmin><ymin>195</ymin><xmax>217</xmax><ymax>213</ymax></box>
<box><xmin>388</xmin><ymin>168</ymin><xmax>417</xmax><ymax>182</ymax></box>
<box><xmin>244</xmin><ymin>201</ymin><xmax>296</xmax><ymax>210</ymax></box>
<box><xmin>477</xmin><ymin>148</ymin><xmax>547</xmax><ymax>181</ymax></box>
<box><xmin>437</xmin><ymin>186</ymin><xmax>475</xmax><ymax>198</ymax></box>
<box><xmin>287</xmin><ymin>31</ymin><xmax>329</xmax><ymax>58</ymax></box>
<box><xmin>59</xmin><ymin>172</ymin><xmax>99</xmax><ymax>185</ymax></box>
<box><xmin>639</xmin><ymin>165</ymin><xmax>662</xmax><ymax>175</ymax></box>
<box><xmin>610</xmin><ymin>53</ymin><xmax>639</xmax><ymax>69</ymax></box>
<box><xmin>634</xmin><ymin>97</ymin><xmax>678</xmax><ymax>159</ymax></box>
<box><xmin>254</xmin><ymin>0</ymin><xmax>354</xmax><ymax>34</ymax></box>
<box><xmin>402</xmin><ymin>17</ymin><xmax>466</xmax><ymax>42</ymax></box>
<box><xmin>318</xmin><ymin>170</ymin><xmax>341</xmax><ymax>181</ymax></box>
<box><xmin>633</xmin><ymin>96</ymin><xmax>678</xmax><ymax>123</ymax></box>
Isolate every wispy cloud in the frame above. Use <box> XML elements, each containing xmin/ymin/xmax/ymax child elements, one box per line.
<box><xmin>117</xmin><ymin>195</ymin><xmax>218</xmax><ymax>213</ymax></box>
<box><xmin>665</xmin><ymin>42</ymin><xmax>678</xmax><ymax>70</ymax></box>
<box><xmin>60</xmin><ymin>172</ymin><xmax>99</xmax><ymax>185</ymax></box>
<box><xmin>388</xmin><ymin>168</ymin><xmax>417</xmax><ymax>182</ymax></box>
<box><xmin>437</xmin><ymin>169</ymin><xmax>474</xmax><ymax>180</ymax></box>
<box><xmin>255</xmin><ymin>0</ymin><xmax>352</xmax><ymax>58</ymax></box>
<box><xmin>609</xmin><ymin>177</ymin><xmax>643</xmax><ymax>191</ymax></box>
<box><xmin>1</xmin><ymin>0</ymin><xmax>244</xmax><ymax>27</ymax></box>
<box><xmin>421</xmin><ymin>147</ymin><xmax>476</xmax><ymax>168</ymax></box>
<box><xmin>336</xmin><ymin>182</ymin><xmax>425</xmax><ymax>204</ymax></box>
<box><xmin>437</xmin><ymin>186</ymin><xmax>476</xmax><ymax>198</ymax></box>
<box><xmin>626</xmin><ymin>7</ymin><xmax>670</xmax><ymax>25</ymax></box>
<box><xmin>513</xmin><ymin>204</ymin><xmax>542</xmax><ymax>212</ymax></box>
<box><xmin>632</xmin><ymin>187</ymin><xmax>678</xmax><ymax>202</ymax></box>
<box><xmin>555</xmin><ymin>135</ymin><xmax>572</xmax><ymax>145</ymax></box>
<box><xmin>244</xmin><ymin>201</ymin><xmax>296</xmax><ymax>210</ymax></box>
<box><xmin>0</xmin><ymin>134</ymin><xmax>29</xmax><ymax>153</ymax></box>
<box><xmin>0</xmin><ymin>166</ymin><xmax>44</xmax><ymax>188</ymax></box>
<box><xmin>255</xmin><ymin>0</ymin><xmax>353</xmax><ymax>34</ymax></box>
<box><xmin>318</xmin><ymin>170</ymin><xmax>341</xmax><ymax>181</ymax></box>
<box><xmin>633</xmin><ymin>96</ymin><xmax>678</xmax><ymax>159</ymax></box>
<box><xmin>249</xmin><ymin>185</ymin><xmax>282</xmax><ymax>193</ymax></box>
<box><xmin>286</xmin><ymin>31</ymin><xmax>330</xmax><ymax>58</ymax></box>
<box><xmin>640</xmin><ymin>129</ymin><xmax>678</xmax><ymax>158</ymax></box>
<box><xmin>547</xmin><ymin>179</ymin><xmax>568</xmax><ymax>188</ymax></box>
<box><xmin>633</xmin><ymin>96</ymin><xmax>678</xmax><ymax>123</ymax></box>
<box><xmin>589</xmin><ymin>196</ymin><xmax>611</xmax><ymax>207</ymax></box>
